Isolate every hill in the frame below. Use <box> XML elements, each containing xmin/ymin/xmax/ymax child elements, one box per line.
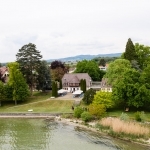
<box><xmin>47</xmin><ymin>53</ymin><xmax>122</xmax><ymax>62</ymax></box>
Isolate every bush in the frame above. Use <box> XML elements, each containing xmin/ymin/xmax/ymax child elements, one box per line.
<box><xmin>134</xmin><ymin>111</ymin><xmax>146</xmax><ymax>122</ymax></box>
<box><xmin>81</xmin><ymin>111</ymin><xmax>92</xmax><ymax>122</ymax></box>
<box><xmin>74</xmin><ymin>107</ymin><xmax>84</xmax><ymax>118</ymax></box>
<box><xmin>120</xmin><ymin>113</ymin><xmax>129</xmax><ymax>121</ymax></box>
<box><xmin>89</xmin><ymin>103</ymin><xmax>106</xmax><ymax>119</ymax></box>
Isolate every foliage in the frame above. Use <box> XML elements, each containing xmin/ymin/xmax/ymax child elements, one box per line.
<box><xmin>7</xmin><ymin>62</ymin><xmax>30</xmax><ymax>105</ymax></box>
<box><xmin>59</xmin><ymin>79</ymin><xmax>62</xmax><ymax>89</ymax></box>
<box><xmin>105</xmin><ymin>59</ymin><xmax>132</xmax><ymax>85</ymax></box>
<box><xmin>120</xmin><ymin>113</ymin><xmax>129</xmax><ymax>121</ymax></box>
<box><xmin>81</xmin><ymin>111</ymin><xmax>92</xmax><ymax>122</ymax></box>
<box><xmin>50</xmin><ymin>60</ymin><xmax>69</xmax><ymax>81</ymax></box>
<box><xmin>135</xmin><ymin>43</ymin><xmax>150</xmax><ymax>70</ymax></box>
<box><xmin>89</xmin><ymin>103</ymin><xmax>106</xmax><ymax>119</ymax></box>
<box><xmin>36</xmin><ymin>60</ymin><xmax>51</xmax><ymax>91</ymax></box>
<box><xmin>82</xmin><ymin>88</ymin><xmax>96</xmax><ymax>105</ymax></box>
<box><xmin>0</xmin><ymin>81</ymin><xmax>6</xmax><ymax>106</ymax></box>
<box><xmin>75</xmin><ymin>60</ymin><xmax>103</xmax><ymax>81</ymax></box>
<box><xmin>134</xmin><ymin>111</ymin><xmax>146</xmax><ymax>122</ymax></box>
<box><xmin>52</xmin><ymin>81</ymin><xmax>58</xmax><ymax>97</ymax></box>
<box><xmin>80</xmin><ymin>79</ymin><xmax>86</xmax><ymax>93</ymax></box>
<box><xmin>112</xmin><ymin>68</ymin><xmax>150</xmax><ymax>108</ymax></box>
<box><xmin>99</xmin><ymin>58</ymin><xmax>106</xmax><ymax>66</ymax></box>
<box><xmin>124</xmin><ymin>38</ymin><xmax>137</xmax><ymax>62</ymax></box>
<box><xmin>93</xmin><ymin>57</ymin><xmax>119</xmax><ymax>64</ymax></box>
<box><xmin>93</xmin><ymin>91</ymin><xmax>113</xmax><ymax>109</ymax></box>
<box><xmin>74</xmin><ymin>106</ymin><xmax>84</xmax><ymax>118</ymax></box>
<box><xmin>4</xmin><ymin>84</ymin><xmax>13</xmax><ymax>101</ymax></box>
<box><xmin>16</xmin><ymin>43</ymin><xmax>42</xmax><ymax>95</ymax></box>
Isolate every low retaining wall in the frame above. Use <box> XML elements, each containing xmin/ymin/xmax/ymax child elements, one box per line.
<box><xmin>0</xmin><ymin>113</ymin><xmax>72</xmax><ymax>118</ymax></box>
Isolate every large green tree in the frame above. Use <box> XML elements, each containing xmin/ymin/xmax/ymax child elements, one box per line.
<box><xmin>8</xmin><ymin>62</ymin><xmax>29</xmax><ymax>105</ymax></box>
<box><xmin>124</xmin><ymin>38</ymin><xmax>137</xmax><ymax>62</ymax></box>
<box><xmin>75</xmin><ymin>60</ymin><xmax>104</xmax><ymax>81</ymax></box>
<box><xmin>105</xmin><ymin>59</ymin><xmax>132</xmax><ymax>85</ymax></box>
<box><xmin>135</xmin><ymin>43</ymin><xmax>150</xmax><ymax>70</ymax></box>
<box><xmin>16</xmin><ymin>43</ymin><xmax>42</xmax><ymax>95</ymax></box>
<box><xmin>36</xmin><ymin>60</ymin><xmax>51</xmax><ymax>91</ymax></box>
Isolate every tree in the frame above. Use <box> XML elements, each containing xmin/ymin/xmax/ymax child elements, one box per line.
<box><xmin>59</xmin><ymin>79</ymin><xmax>62</xmax><ymax>89</ymax></box>
<box><xmin>36</xmin><ymin>60</ymin><xmax>51</xmax><ymax>91</ymax></box>
<box><xmin>124</xmin><ymin>38</ymin><xmax>137</xmax><ymax>62</ymax></box>
<box><xmin>82</xmin><ymin>88</ymin><xmax>96</xmax><ymax>105</ymax></box>
<box><xmin>0</xmin><ymin>81</ymin><xmax>6</xmax><ymax>106</ymax></box>
<box><xmin>83</xmin><ymin>79</ymin><xmax>86</xmax><ymax>93</ymax></box>
<box><xmin>89</xmin><ymin>103</ymin><xmax>106</xmax><ymax>119</ymax></box>
<box><xmin>105</xmin><ymin>59</ymin><xmax>132</xmax><ymax>86</ymax></box>
<box><xmin>112</xmin><ymin>68</ymin><xmax>149</xmax><ymax>108</ymax></box>
<box><xmin>52</xmin><ymin>81</ymin><xmax>55</xmax><ymax>97</ymax></box>
<box><xmin>7</xmin><ymin>62</ymin><xmax>29</xmax><ymax>105</ymax></box>
<box><xmin>16</xmin><ymin>43</ymin><xmax>42</xmax><ymax>95</ymax></box>
<box><xmin>135</xmin><ymin>43</ymin><xmax>150</xmax><ymax>70</ymax></box>
<box><xmin>50</xmin><ymin>60</ymin><xmax>69</xmax><ymax>81</ymax></box>
<box><xmin>52</xmin><ymin>81</ymin><xmax>58</xmax><ymax>97</ymax></box>
<box><xmin>99</xmin><ymin>58</ymin><xmax>106</xmax><ymax>66</ymax></box>
<box><xmin>93</xmin><ymin>91</ymin><xmax>113</xmax><ymax>109</ymax></box>
<box><xmin>75</xmin><ymin>60</ymin><xmax>103</xmax><ymax>81</ymax></box>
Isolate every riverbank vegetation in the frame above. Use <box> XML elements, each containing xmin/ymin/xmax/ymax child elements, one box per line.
<box><xmin>97</xmin><ymin>117</ymin><xmax>150</xmax><ymax>140</ymax></box>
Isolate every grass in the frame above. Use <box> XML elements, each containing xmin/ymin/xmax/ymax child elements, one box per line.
<box><xmin>0</xmin><ymin>91</ymin><xmax>74</xmax><ymax>113</ymax></box>
<box><xmin>2</xmin><ymin>100</ymin><xmax>74</xmax><ymax>113</ymax></box>
<box><xmin>106</xmin><ymin>109</ymin><xmax>150</xmax><ymax>122</ymax></box>
<box><xmin>99</xmin><ymin>117</ymin><xmax>150</xmax><ymax>139</ymax></box>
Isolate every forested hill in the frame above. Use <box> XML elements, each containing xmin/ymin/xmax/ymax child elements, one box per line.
<box><xmin>47</xmin><ymin>53</ymin><xmax>122</xmax><ymax>62</ymax></box>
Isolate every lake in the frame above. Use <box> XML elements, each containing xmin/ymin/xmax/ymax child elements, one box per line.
<box><xmin>0</xmin><ymin>118</ymin><xmax>149</xmax><ymax>150</ymax></box>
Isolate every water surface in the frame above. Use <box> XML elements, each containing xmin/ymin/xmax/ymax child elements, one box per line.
<box><xmin>0</xmin><ymin>118</ymin><xmax>149</xmax><ymax>150</ymax></box>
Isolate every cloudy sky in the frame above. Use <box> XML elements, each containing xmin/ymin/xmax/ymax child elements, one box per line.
<box><xmin>0</xmin><ymin>0</ymin><xmax>150</xmax><ymax>62</ymax></box>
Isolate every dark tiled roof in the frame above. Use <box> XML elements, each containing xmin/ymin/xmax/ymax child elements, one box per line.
<box><xmin>62</xmin><ymin>73</ymin><xmax>92</xmax><ymax>87</ymax></box>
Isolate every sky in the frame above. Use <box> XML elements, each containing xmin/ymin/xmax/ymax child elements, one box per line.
<box><xmin>0</xmin><ymin>0</ymin><xmax>150</xmax><ymax>62</ymax></box>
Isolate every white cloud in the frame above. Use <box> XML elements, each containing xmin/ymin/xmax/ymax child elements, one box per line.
<box><xmin>0</xmin><ymin>0</ymin><xmax>150</xmax><ymax>62</ymax></box>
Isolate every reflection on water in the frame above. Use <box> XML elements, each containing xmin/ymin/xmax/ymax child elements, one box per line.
<box><xmin>0</xmin><ymin>118</ymin><xmax>149</xmax><ymax>150</ymax></box>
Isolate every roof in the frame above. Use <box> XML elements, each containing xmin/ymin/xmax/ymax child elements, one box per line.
<box><xmin>0</xmin><ymin>66</ymin><xmax>9</xmax><ymax>78</ymax></box>
<box><xmin>62</xmin><ymin>73</ymin><xmax>92</xmax><ymax>86</ymax></box>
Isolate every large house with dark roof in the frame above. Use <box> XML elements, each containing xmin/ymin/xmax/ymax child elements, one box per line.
<box><xmin>62</xmin><ymin>73</ymin><xmax>92</xmax><ymax>92</ymax></box>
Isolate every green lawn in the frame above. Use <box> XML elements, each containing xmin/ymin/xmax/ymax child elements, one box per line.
<box><xmin>0</xmin><ymin>91</ymin><xmax>74</xmax><ymax>113</ymax></box>
<box><xmin>1</xmin><ymin>100</ymin><xmax>74</xmax><ymax>113</ymax></box>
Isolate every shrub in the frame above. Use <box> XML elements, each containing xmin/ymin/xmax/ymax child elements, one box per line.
<box><xmin>74</xmin><ymin>107</ymin><xmax>84</xmax><ymax>118</ymax></box>
<box><xmin>89</xmin><ymin>103</ymin><xmax>106</xmax><ymax>119</ymax></box>
<box><xmin>134</xmin><ymin>111</ymin><xmax>146</xmax><ymax>122</ymax></box>
<box><xmin>81</xmin><ymin>111</ymin><xmax>92</xmax><ymax>122</ymax></box>
<box><xmin>120</xmin><ymin>112</ymin><xmax>129</xmax><ymax>121</ymax></box>
<box><xmin>82</xmin><ymin>88</ymin><xmax>96</xmax><ymax>104</ymax></box>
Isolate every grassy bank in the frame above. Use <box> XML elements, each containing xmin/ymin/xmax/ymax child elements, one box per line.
<box><xmin>3</xmin><ymin>100</ymin><xmax>74</xmax><ymax>113</ymax></box>
<box><xmin>0</xmin><ymin>91</ymin><xmax>74</xmax><ymax>113</ymax></box>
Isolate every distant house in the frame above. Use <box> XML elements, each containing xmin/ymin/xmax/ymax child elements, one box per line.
<box><xmin>100</xmin><ymin>78</ymin><xmax>112</xmax><ymax>92</ymax></box>
<box><xmin>0</xmin><ymin>66</ymin><xmax>9</xmax><ymax>83</ymax></box>
<box><xmin>62</xmin><ymin>73</ymin><xmax>92</xmax><ymax>92</ymax></box>
<box><xmin>99</xmin><ymin>64</ymin><xmax>109</xmax><ymax>71</ymax></box>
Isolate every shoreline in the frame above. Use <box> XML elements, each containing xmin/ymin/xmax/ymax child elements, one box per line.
<box><xmin>0</xmin><ymin>113</ymin><xmax>150</xmax><ymax>147</ymax></box>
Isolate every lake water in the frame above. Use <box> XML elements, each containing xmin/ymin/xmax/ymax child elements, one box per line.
<box><xmin>0</xmin><ymin>118</ymin><xmax>149</xmax><ymax>150</ymax></box>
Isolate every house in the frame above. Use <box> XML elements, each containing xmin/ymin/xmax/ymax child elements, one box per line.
<box><xmin>0</xmin><ymin>66</ymin><xmax>9</xmax><ymax>83</ymax></box>
<box><xmin>62</xmin><ymin>73</ymin><xmax>92</xmax><ymax>92</ymax></box>
<box><xmin>100</xmin><ymin>78</ymin><xmax>112</xmax><ymax>92</ymax></box>
<box><xmin>99</xmin><ymin>64</ymin><xmax>109</xmax><ymax>71</ymax></box>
